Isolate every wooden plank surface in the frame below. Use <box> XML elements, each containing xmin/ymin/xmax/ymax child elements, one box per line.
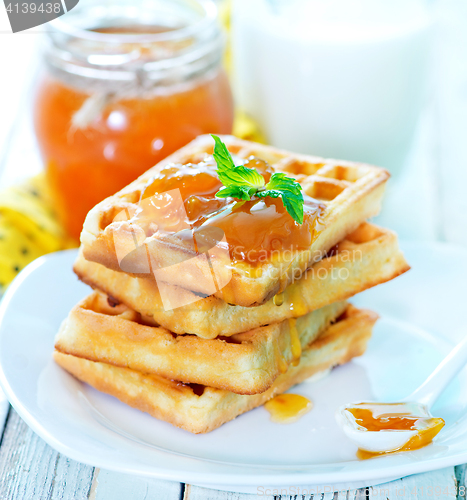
<box><xmin>89</xmin><ymin>469</ymin><xmax>183</xmax><ymax>500</ymax></box>
<box><xmin>0</xmin><ymin>410</ymin><xmax>94</xmax><ymax>499</ymax></box>
<box><xmin>0</xmin><ymin>408</ymin><xmax>185</xmax><ymax>500</ymax></box>
<box><xmin>185</xmin><ymin>484</ymin><xmax>273</xmax><ymax>500</ymax></box>
<box><xmin>456</xmin><ymin>464</ymin><xmax>467</xmax><ymax>500</ymax></box>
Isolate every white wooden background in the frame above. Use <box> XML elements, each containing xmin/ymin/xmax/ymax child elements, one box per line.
<box><xmin>0</xmin><ymin>0</ymin><xmax>467</xmax><ymax>498</ymax></box>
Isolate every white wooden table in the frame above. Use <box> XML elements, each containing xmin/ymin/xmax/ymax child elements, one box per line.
<box><xmin>1</xmin><ymin>0</ymin><xmax>467</xmax><ymax>497</ymax></box>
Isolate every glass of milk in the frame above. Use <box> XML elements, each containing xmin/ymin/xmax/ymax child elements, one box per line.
<box><xmin>232</xmin><ymin>0</ymin><xmax>433</xmax><ymax>171</ymax></box>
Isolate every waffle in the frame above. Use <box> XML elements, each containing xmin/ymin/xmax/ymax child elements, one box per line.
<box><xmin>80</xmin><ymin>135</ymin><xmax>389</xmax><ymax>307</ymax></box>
<box><xmin>74</xmin><ymin>222</ymin><xmax>407</xmax><ymax>338</ymax></box>
<box><xmin>55</xmin><ymin>291</ymin><xmax>347</xmax><ymax>394</ymax></box>
<box><xmin>54</xmin><ymin>305</ymin><xmax>376</xmax><ymax>433</ymax></box>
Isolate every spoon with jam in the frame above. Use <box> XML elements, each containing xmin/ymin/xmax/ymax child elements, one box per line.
<box><xmin>336</xmin><ymin>335</ymin><xmax>467</xmax><ymax>459</ymax></box>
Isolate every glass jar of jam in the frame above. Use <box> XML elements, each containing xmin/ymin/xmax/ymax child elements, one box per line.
<box><xmin>34</xmin><ymin>0</ymin><xmax>234</xmax><ymax>239</ymax></box>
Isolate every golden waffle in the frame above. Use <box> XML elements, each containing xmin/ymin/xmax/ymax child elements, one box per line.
<box><xmin>55</xmin><ymin>291</ymin><xmax>347</xmax><ymax>394</ymax></box>
<box><xmin>54</xmin><ymin>305</ymin><xmax>376</xmax><ymax>433</ymax></box>
<box><xmin>75</xmin><ymin>222</ymin><xmax>407</xmax><ymax>338</ymax></box>
<box><xmin>80</xmin><ymin>135</ymin><xmax>389</xmax><ymax>307</ymax></box>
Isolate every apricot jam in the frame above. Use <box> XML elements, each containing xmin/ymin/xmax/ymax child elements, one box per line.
<box><xmin>140</xmin><ymin>161</ymin><xmax>227</xmax><ymax>225</ymax></box>
<box><xmin>35</xmin><ymin>72</ymin><xmax>232</xmax><ymax>240</ymax></box>
<box><xmin>264</xmin><ymin>394</ymin><xmax>313</xmax><ymax>424</ymax></box>
<box><xmin>349</xmin><ymin>408</ymin><xmax>422</xmax><ymax>431</ymax></box>
<box><xmin>135</xmin><ymin>158</ymin><xmax>325</xmax><ymax>264</ymax></box>
<box><xmin>201</xmin><ymin>195</ymin><xmax>325</xmax><ymax>264</ymax></box>
<box><xmin>347</xmin><ymin>405</ymin><xmax>445</xmax><ymax>459</ymax></box>
<box><xmin>34</xmin><ymin>3</ymin><xmax>233</xmax><ymax>240</ymax></box>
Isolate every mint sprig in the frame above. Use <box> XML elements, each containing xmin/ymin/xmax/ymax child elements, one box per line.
<box><xmin>216</xmin><ymin>185</ymin><xmax>254</xmax><ymax>201</ymax></box>
<box><xmin>256</xmin><ymin>172</ymin><xmax>304</xmax><ymax>224</ymax></box>
<box><xmin>211</xmin><ymin>135</ymin><xmax>265</xmax><ymax>195</ymax></box>
<box><xmin>211</xmin><ymin>135</ymin><xmax>304</xmax><ymax>224</ymax></box>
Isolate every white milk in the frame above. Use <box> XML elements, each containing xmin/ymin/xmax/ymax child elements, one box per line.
<box><xmin>232</xmin><ymin>0</ymin><xmax>433</xmax><ymax>170</ymax></box>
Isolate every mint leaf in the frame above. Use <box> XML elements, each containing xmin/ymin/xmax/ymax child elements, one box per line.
<box><xmin>211</xmin><ymin>135</ymin><xmax>265</xmax><ymax>190</ymax></box>
<box><xmin>257</xmin><ymin>173</ymin><xmax>304</xmax><ymax>224</ymax></box>
<box><xmin>211</xmin><ymin>134</ymin><xmax>236</xmax><ymax>171</ymax></box>
<box><xmin>211</xmin><ymin>136</ymin><xmax>305</xmax><ymax>224</ymax></box>
<box><xmin>216</xmin><ymin>185</ymin><xmax>255</xmax><ymax>201</ymax></box>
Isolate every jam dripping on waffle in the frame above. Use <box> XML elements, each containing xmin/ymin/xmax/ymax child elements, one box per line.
<box><xmin>134</xmin><ymin>157</ymin><xmax>325</xmax><ymax>265</ymax></box>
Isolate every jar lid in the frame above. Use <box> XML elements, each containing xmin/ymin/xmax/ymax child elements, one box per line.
<box><xmin>44</xmin><ymin>0</ymin><xmax>223</xmax><ymax>88</ymax></box>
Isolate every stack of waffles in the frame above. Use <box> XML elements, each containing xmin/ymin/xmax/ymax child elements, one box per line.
<box><xmin>53</xmin><ymin>135</ymin><xmax>409</xmax><ymax>433</ymax></box>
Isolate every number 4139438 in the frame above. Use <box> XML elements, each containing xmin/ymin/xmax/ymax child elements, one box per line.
<box><xmin>5</xmin><ymin>3</ymin><xmax>62</xmax><ymax>14</ymax></box>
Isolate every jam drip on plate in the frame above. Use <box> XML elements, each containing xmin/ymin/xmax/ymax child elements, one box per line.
<box><xmin>264</xmin><ymin>394</ymin><xmax>313</xmax><ymax>424</ymax></box>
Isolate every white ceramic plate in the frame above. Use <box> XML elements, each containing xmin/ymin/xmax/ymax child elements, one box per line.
<box><xmin>1</xmin><ymin>243</ymin><xmax>467</xmax><ymax>492</ymax></box>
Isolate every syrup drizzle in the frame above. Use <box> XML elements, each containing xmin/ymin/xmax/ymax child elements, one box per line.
<box><xmin>288</xmin><ymin>318</ymin><xmax>302</xmax><ymax>367</ymax></box>
<box><xmin>276</xmin><ymin>353</ymin><xmax>289</xmax><ymax>374</ymax></box>
<box><xmin>273</xmin><ymin>293</ymin><xmax>284</xmax><ymax>306</ymax></box>
<box><xmin>289</xmin><ymin>290</ymin><xmax>308</xmax><ymax>316</ymax></box>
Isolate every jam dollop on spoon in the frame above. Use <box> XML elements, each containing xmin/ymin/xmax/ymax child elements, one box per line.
<box><xmin>336</xmin><ymin>335</ymin><xmax>467</xmax><ymax>458</ymax></box>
